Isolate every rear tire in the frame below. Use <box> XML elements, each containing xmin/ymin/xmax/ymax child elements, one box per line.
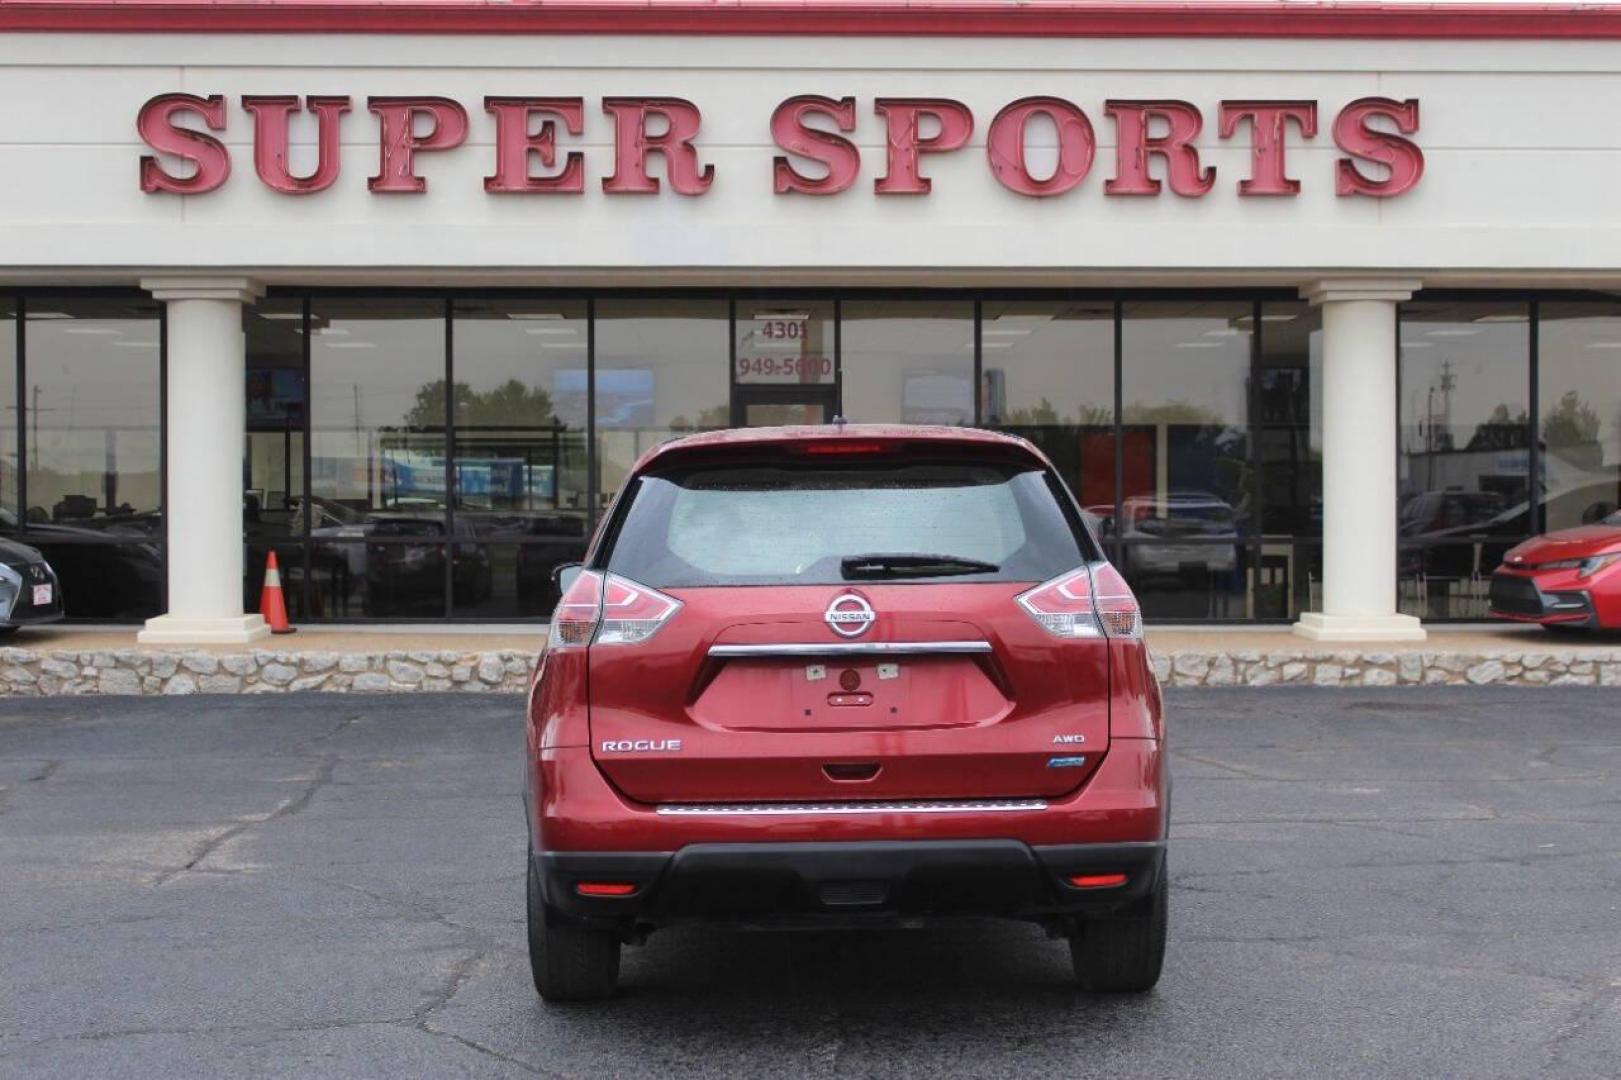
<box><xmin>1069</xmin><ymin>866</ymin><xmax>1167</xmax><ymax>993</ymax></box>
<box><xmin>527</xmin><ymin>861</ymin><xmax>620</xmax><ymax>1002</ymax></box>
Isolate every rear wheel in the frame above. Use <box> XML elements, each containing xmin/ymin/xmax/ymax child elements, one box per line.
<box><xmin>1069</xmin><ymin>867</ymin><xmax>1167</xmax><ymax>993</ymax></box>
<box><xmin>527</xmin><ymin>861</ymin><xmax>620</xmax><ymax>1002</ymax></box>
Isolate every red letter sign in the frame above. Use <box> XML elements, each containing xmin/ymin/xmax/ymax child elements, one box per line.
<box><xmin>986</xmin><ymin>97</ymin><xmax>1095</xmax><ymax>198</ymax></box>
<box><xmin>242</xmin><ymin>95</ymin><xmax>351</xmax><ymax>195</ymax></box>
<box><xmin>367</xmin><ymin>97</ymin><xmax>469</xmax><ymax>194</ymax></box>
<box><xmin>1218</xmin><ymin>100</ymin><xmax>1317</xmax><ymax>196</ymax></box>
<box><xmin>601</xmin><ymin>98</ymin><xmax>714</xmax><ymax>195</ymax></box>
<box><xmin>771</xmin><ymin>95</ymin><xmax>860</xmax><ymax>196</ymax></box>
<box><xmin>1104</xmin><ymin>100</ymin><xmax>1215</xmax><ymax>197</ymax></box>
<box><xmin>138</xmin><ymin>93</ymin><xmax>230</xmax><ymax>195</ymax></box>
<box><xmin>873</xmin><ymin>98</ymin><xmax>974</xmax><ymax>195</ymax></box>
<box><xmin>1334</xmin><ymin>97</ymin><xmax>1424</xmax><ymax>198</ymax></box>
<box><xmin>485</xmin><ymin>97</ymin><xmax>585</xmax><ymax>194</ymax></box>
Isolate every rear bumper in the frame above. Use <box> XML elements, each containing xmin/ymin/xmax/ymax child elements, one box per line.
<box><xmin>535</xmin><ymin>839</ymin><xmax>1164</xmax><ymax>925</ymax></box>
<box><xmin>526</xmin><ymin>737</ymin><xmax>1168</xmax><ymax>926</ymax></box>
<box><xmin>529</xmin><ymin>737</ymin><xmax>1168</xmax><ymax>853</ymax></box>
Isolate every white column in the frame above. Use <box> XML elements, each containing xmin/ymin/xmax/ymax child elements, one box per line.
<box><xmin>1293</xmin><ymin>279</ymin><xmax>1428</xmax><ymax>643</ymax></box>
<box><xmin>137</xmin><ymin>276</ymin><xmax>271</xmax><ymax>645</ymax></box>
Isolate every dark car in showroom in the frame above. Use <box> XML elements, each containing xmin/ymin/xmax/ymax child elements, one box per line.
<box><xmin>0</xmin><ymin>536</ymin><xmax>64</xmax><ymax>634</ymax></box>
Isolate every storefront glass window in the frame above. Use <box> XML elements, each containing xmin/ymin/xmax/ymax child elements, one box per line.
<box><xmin>450</xmin><ymin>300</ymin><xmax>591</xmax><ymax>618</ymax></box>
<box><xmin>1398</xmin><ymin>301</ymin><xmax>1530</xmax><ymax>619</ymax></box>
<box><xmin>0</xmin><ymin>299</ymin><xmax>13</xmax><ymax>518</ymax></box>
<box><xmin>1120</xmin><ymin>301</ymin><xmax>1253</xmax><ymax>619</ymax></box>
<box><xmin>43</xmin><ymin>285</ymin><xmax>1611</xmax><ymax>627</ymax></box>
<box><xmin>594</xmin><ymin>300</ymin><xmax>729</xmax><ymax>509</ymax></box>
<box><xmin>309</xmin><ymin>297</ymin><xmax>447</xmax><ymax>618</ymax></box>
<box><xmin>841</xmin><ymin>300</ymin><xmax>974</xmax><ymax>426</ymax></box>
<box><xmin>21</xmin><ymin>296</ymin><xmax>164</xmax><ymax>619</ymax></box>
<box><xmin>244</xmin><ymin>297</ymin><xmax>307</xmax><ymax>617</ymax></box>
<box><xmin>1537</xmin><ymin>302</ymin><xmax>1621</xmax><ymax>532</ymax></box>
<box><xmin>981</xmin><ymin>300</ymin><xmax>1115</xmax><ymax>535</ymax></box>
<box><xmin>1257</xmin><ymin>302</ymin><xmax>1322</xmax><ymax>618</ymax></box>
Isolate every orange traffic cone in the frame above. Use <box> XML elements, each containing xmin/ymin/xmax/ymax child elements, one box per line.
<box><xmin>259</xmin><ymin>551</ymin><xmax>296</xmax><ymax>634</ymax></box>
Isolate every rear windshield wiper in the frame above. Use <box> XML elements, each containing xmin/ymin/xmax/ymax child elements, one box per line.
<box><xmin>841</xmin><ymin>553</ymin><xmax>1001</xmax><ymax>579</ymax></box>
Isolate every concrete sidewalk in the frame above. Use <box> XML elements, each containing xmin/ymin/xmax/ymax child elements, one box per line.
<box><xmin>0</xmin><ymin>623</ymin><xmax>1614</xmax><ymax>695</ymax></box>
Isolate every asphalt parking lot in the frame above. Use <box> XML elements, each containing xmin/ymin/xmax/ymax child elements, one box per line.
<box><xmin>0</xmin><ymin>689</ymin><xmax>1617</xmax><ymax>1079</ymax></box>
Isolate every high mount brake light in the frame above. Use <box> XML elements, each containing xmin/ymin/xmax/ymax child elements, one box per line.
<box><xmin>546</xmin><ymin>570</ymin><xmax>681</xmax><ymax>649</ymax></box>
<box><xmin>1016</xmin><ymin>563</ymin><xmax>1142</xmax><ymax>640</ymax></box>
<box><xmin>793</xmin><ymin>441</ymin><xmax>893</xmax><ymax>456</ymax></box>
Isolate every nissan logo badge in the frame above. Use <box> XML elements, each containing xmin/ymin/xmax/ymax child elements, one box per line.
<box><xmin>824</xmin><ymin>592</ymin><xmax>876</xmax><ymax>638</ymax></box>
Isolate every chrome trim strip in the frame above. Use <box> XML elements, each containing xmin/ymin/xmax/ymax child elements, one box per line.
<box><xmin>707</xmin><ymin>640</ymin><xmax>993</xmax><ymax>658</ymax></box>
<box><xmin>656</xmin><ymin>798</ymin><xmax>1046</xmax><ymax>817</ymax></box>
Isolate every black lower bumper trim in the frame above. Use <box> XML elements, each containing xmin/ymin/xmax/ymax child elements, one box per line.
<box><xmin>535</xmin><ymin>839</ymin><xmax>1164</xmax><ymax>926</ymax></box>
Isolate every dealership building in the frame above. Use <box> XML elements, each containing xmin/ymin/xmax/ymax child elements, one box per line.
<box><xmin>0</xmin><ymin>0</ymin><xmax>1618</xmax><ymax>643</ymax></box>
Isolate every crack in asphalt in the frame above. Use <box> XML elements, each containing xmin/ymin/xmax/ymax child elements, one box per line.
<box><xmin>150</xmin><ymin>755</ymin><xmax>337</xmax><ymax>887</ymax></box>
<box><xmin>413</xmin><ymin>951</ymin><xmax>554</xmax><ymax>1078</ymax></box>
<box><xmin>323</xmin><ymin>878</ymin><xmax>560</xmax><ymax>1077</ymax></box>
<box><xmin>0</xmin><ymin>758</ymin><xmax>60</xmax><ymax>813</ymax></box>
<box><xmin>292</xmin><ymin>713</ymin><xmax>365</xmax><ymax>753</ymax></box>
<box><xmin>1541</xmin><ymin>982</ymin><xmax>1621</xmax><ymax>1069</ymax></box>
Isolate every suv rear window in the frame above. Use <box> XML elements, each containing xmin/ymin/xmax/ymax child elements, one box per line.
<box><xmin>601</xmin><ymin>459</ymin><xmax>1093</xmax><ymax>587</ymax></box>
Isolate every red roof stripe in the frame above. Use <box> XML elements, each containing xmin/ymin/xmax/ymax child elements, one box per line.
<box><xmin>3</xmin><ymin>1</ymin><xmax>1621</xmax><ymax>39</ymax></box>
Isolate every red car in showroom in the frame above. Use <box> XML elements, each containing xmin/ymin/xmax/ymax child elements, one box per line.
<box><xmin>1489</xmin><ymin>509</ymin><xmax>1621</xmax><ymax>629</ymax></box>
<box><xmin>524</xmin><ymin>425</ymin><xmax>1167</xmax><ymax>1000</ymax></box>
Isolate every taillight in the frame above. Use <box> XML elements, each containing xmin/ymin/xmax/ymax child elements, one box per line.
<box><xmin>1090</xmin><ymin>562</ymin><xmax>1143</xmax><ymax>639</ymax></box>
<box><xmin>596</xmin><ymin>574</ymin><xmax>682</xmax><ymax>645</ymax></box>
<box><xmin>1016</xmin><ymin>568</ymin><xmax>1099</xmax><ymax>638</ymax></box>
<box><xmin>547</xmin><ymin>569</ymin><xmax>604</xmax><ymax>649</ymax></box>
<box><xmin>545</xmin><ymin>569</ymin><xmax>681</xmax><ymax>650</ymax></box>
<box><xmin>1016</xmin><ymin>563</ymin><xmax>1142</xmax><ymax>641</ymax></box>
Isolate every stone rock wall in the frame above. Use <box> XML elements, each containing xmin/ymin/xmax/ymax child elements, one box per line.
<box><xmin>0</xmin><ymin>648</ymin><xmax>537</xmax><ymax>696</ymax></box>
<box><xmin>1150</xmin><ymin>648</ymin><xmax>1621</xmax><ymax>688</ymax></box>
<box><xmin>0</xmin><ymin>645</ymin><xmax>1616</xmax><ymax>696</ymax></box>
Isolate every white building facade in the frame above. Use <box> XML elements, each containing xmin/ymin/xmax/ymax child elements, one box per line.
<box><xmin>1</xmin><ymin>1</ymin><xmax>1619</xmax><ymax>642</ymax></box>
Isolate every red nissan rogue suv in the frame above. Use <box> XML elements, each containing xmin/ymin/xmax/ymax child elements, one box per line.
<box><xmin>524</xmin><ymin>425</ymin><xmax>1168</xmax><ymax>1000</ymax></box>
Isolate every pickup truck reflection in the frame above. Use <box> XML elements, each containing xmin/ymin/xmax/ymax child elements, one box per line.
<box><xmin>1087</xmin><ymin>492</ymin><xmax>1241</xmax><ymax>579</ymax></box>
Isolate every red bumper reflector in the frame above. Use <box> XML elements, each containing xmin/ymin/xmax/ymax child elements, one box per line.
<box><xmin>575</xmin><ymin>881</ymin><xmax>637</xmax><ymax>897</ymax></box>
<box><xmin>1066</xmin><ymin>872</ymin><xmax>1128</xmax><ymax>889</ymax></box>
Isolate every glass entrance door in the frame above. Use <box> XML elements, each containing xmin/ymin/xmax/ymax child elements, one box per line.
<box><xmin>732</xmin><ymin>300</ymin><xmax>838</xmax><ymax>427</ymax></box>
<box><xmin>734</xmin><ymin>386</ymin><xmax>837</xmax><ymax>427</ymax></box>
